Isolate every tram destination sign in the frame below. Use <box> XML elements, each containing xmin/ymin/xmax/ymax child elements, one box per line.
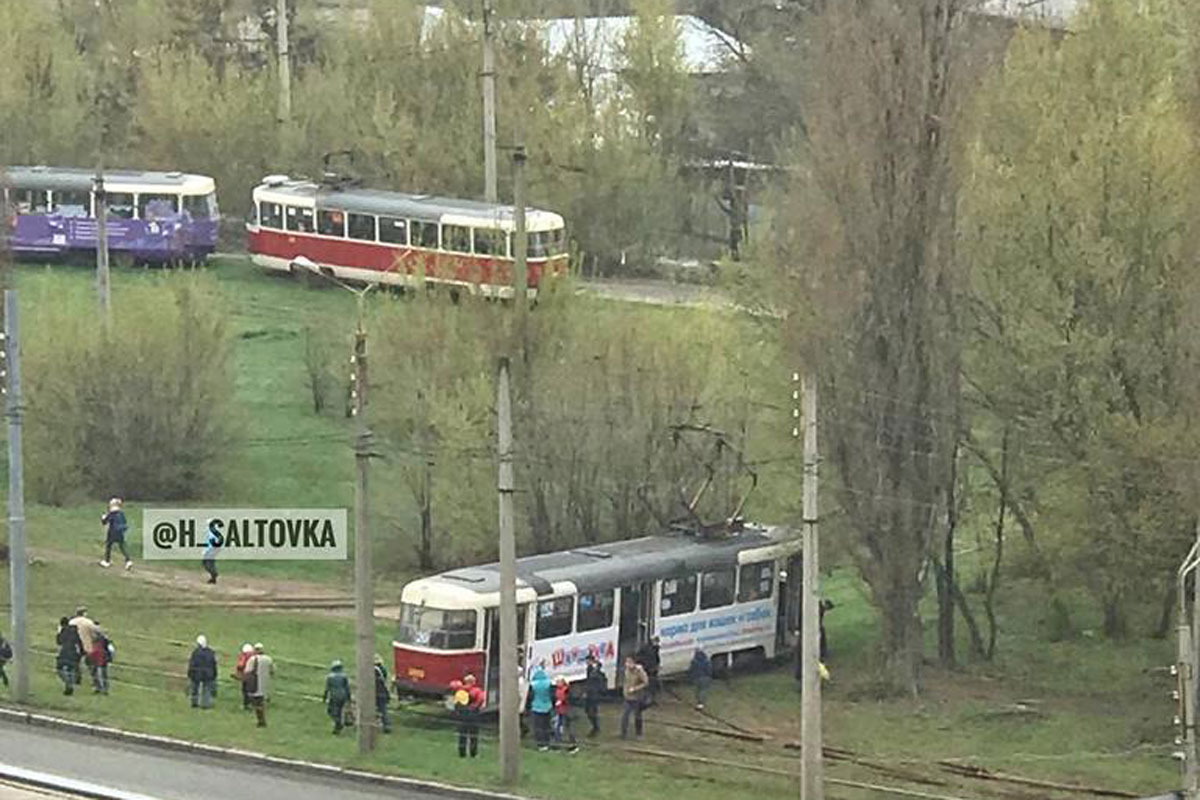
<box><xmin>142</xmin><ymin>508</ymin><xmax>348</xmax><ymax>560</ymax></box>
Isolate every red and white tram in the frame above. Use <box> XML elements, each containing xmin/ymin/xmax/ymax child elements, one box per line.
<box><xmin>392</xmin><ymin>524</ymin><xmax>802</xmax><ymax>705</ymax></box>
<box><xmin>245</xmin><ymin>174</ymin><xmax>568</xmax><ymax>296</ymax></box>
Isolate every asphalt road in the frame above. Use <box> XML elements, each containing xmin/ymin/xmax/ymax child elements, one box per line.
<box><xmin>0</xmin><ymin>721</ymin><xmax>463</xmax><ymax>800</ymax></box>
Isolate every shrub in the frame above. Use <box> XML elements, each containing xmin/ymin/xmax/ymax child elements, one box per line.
<box><xmin>23</xmin><ymin>276</ymin><xmax>233</xmax><ymax>503</ymax></box>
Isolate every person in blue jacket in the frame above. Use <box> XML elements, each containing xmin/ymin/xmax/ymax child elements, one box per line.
<box><xmin>202</xmin><ymin>520</ymin><xmax>220</xmax><ymax>584</ymax></box>
<box><xmin>99</xmin><ymin>498</ymin><xmax>132</xmax><ymax>570</ymax></box>
<box><xmin>528</xmin><ymin>661</ymin><xmax>554</xmax><ymax>751</ymax></box>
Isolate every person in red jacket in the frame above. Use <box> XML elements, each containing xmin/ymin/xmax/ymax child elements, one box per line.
<box><xmin>87</xmin><ymin>623</ymin><xmax>111</xmax><ymax>695</ymax></box>
<box><xmin>553</xmin><ymin>675</ymin><xmax>579</xmax><ymax>752</ymax></box>
<box><xmin>449</xmin><ymin>673</ymin><xmax>486</xmax><ymax>758</ymax></box>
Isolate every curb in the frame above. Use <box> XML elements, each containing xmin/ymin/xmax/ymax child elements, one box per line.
<box><xmin>0</xmin><ymin>705</ymin><xmax>530</xmax><ymax>800</ymax></box>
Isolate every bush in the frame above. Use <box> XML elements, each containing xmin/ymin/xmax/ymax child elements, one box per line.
<box><xmin>23</xmin><ymin>276</ymin><xmax>233</xmax><ymax>503</ymax></box>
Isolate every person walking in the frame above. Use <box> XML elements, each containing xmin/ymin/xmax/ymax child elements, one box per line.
<box><xmin>233</xmin><ymin>643</ymin><xmax>254</xmax><ymax>710</ymax></box>
<box><xmin>373</xmin><ymin>654</ymin><xmax>392</xmax><ymax>734</ymax></box>
<box><xmin>689</xmin><ymin>648</ymin><xmax>713</xmax><ymax>710</ymax></box>
<box><xmin>620</xmin><ymin>655</ymin><xmax>649</xmax><ymax>740</ymax></box>
<box><xmin>323</xmin><ymin>660</ymin><xmax>351</xmax><ymax>734</ymax></box>
<box><xmin>244</xmin><ymin>642</ymin><xmax>274</xmax><ymax>728</ymax></box>
<box><xmin>553</xmin><ymin>676</ymin><xmax>579</xmax><ymax>752</ymax></box>
<box><xmin>99</xmin><ymin>498</ymin><xmax>133</xmax><ymax>570</ymax></box>
<box><xmin>0</xmin><ymin>631</ymin><xmax>11</xmax><ymax>688</ymax></box>
<box><xmin>55</xmin><ymin>618</ymin><xmax>82</xmax><ymax>695</ymax></box>
<box><xmin>636</xmin><ymin>636</ymin><xmax>661</xmax><ymax>705</ymax></box>
<box><xmin>583</xmin><ymin>653</ymin><xmax>606</xmax><ymax>736</ymax></box>
<box><xmin>450</xmin><ymin>673</ymin><xmax>485</xmax><ymax>758</ymax></box>
<box><xmin>187</xmin><ymin>635</ymin><xmax>218</xmax><ymax>709</ymax></box>
<box><xmin>201</xmin><ymin>521</ymin><xmax>219</xmax><ymax>585</ymax></box>
<box><xmin>528</xmin><ymin>662</ymin><xmax>554</xmax><ymax>751</ymax></box>
<box><xmin>87</xmin><ymin>623</ymin><xmax>111</xmax><ymax>694</ymax></box>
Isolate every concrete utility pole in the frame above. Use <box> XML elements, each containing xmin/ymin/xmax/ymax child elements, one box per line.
<box><xmin>512</xmin><ymin>146</ymin><xmax>528</xmax><ymax>308</ymax></box>
<box><xmin>5</xmin><ymin>290</ymin><xmax>28</xmax><ymax>702</ymax></box>
<box><xmin>276</xmin><ymin>0</ymin><xmax>292</xmax><ymax>125</ymax></box>
<box><xmin>94</xmin><ymin>169</ymin><xmax>110</xmax><ymax>319</ymax></box>
<box><xmin>1180</xmin><ymin>526</ymin><xmax>1200</xmax><ymax>799</ymax></box>
<box><xmin>799</xmin><ymin>371</ymin><xmax>824</xmax><ymax>800</ymax></box>
<box><xmin>482</xmin><ymin>0</ymin><xmax>498</xmax><ymax>203</ymax></box>
<box><xmin>496</xmin><ymin>356</ymin><xmax>520</xmax><ymax>784</ymax></box>
<box><xmin>351</xmin><ymin>292</ymin><xmax>376</xmax><ymax>754</ymax></box>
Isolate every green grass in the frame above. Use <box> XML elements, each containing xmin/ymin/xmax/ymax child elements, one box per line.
<box><xmin>0</xmin><ymin>257</ymin><xmax>1187</xmax><ymax>799</ymax></box>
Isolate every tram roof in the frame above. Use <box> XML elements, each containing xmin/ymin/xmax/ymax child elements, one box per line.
<box><xmin>434</xmin><ymin>524</ymin><xmax>799</xmax><ymax>597</ymax></box>
<box><xmin>5</xmin><ymin>166</ymin><xmax>214</xmax><ymax>193</ymax></box>
<box><xmin>254</xmin><ymin>176</ymin><xmax>563</xmax><ymax>227</ymax></box>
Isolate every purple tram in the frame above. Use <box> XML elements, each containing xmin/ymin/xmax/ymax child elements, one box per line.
<box><xmin>3</xmin><ymin>166</ymin><xmax>219</xmax><ymax>265</ymax></box>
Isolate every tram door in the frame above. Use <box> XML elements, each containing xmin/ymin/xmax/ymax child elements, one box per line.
<box><xmin>617</xmin><ymin>582</ymin><xmax>653</xmax><ymax>678</ymax></box>
<box><xmin>776</xmin><ymin>555</ymin><xmax>802</xmax><ymax>652</ymax></box>
<box><xmin>485</xmin><ymin>603</ymin><xmax>529</xmax><ymax>705</ymax></box>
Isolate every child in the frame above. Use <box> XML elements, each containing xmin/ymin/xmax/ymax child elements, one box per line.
<box><xmin>553</xmin><ymin>675</ymin><xmax>579</xmax><ymax>752</ymax></box>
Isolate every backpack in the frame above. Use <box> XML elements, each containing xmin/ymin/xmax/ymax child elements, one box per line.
<box><xmin>100</xmin><ymin>636</ymin><xmax>114</xmax><ymax>663</ymax></box>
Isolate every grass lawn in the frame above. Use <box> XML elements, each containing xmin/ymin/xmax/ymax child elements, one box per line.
<box><xmin>0</xmin><ymin>258</ymin><xmax>1187</xmax><ymax>799</ymax></box>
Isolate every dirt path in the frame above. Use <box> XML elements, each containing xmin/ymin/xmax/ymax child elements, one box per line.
<box><xmin>28</xmin><ymin>546</ymin><xmax>403</xmax><ymax>620</ymax></box>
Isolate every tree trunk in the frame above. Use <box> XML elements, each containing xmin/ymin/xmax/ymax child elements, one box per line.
<box><xmin>1102</xmin><ymin>594</ymin><xmax>1128</xmax><ymax>639</ymax></box>
<box><xmin>1154</xmin><ymin>581</ymin><xmax>1176</xmax><ymax>640</ymax></box>
<box><xmin>983</xmin><ymin>426</ymin><xmax>1009</xmax><ymax>660</ymax></box>
<box><xmin>880</xmin><ymin>591</ymin><xmax>923</xmax><ymax>695</ymax></box>
<box><xmin>937</xmin><ymin>442</ymin><xmax>960</xmax><ymax>668</ymax></box>
<box><xmin>418</xmin><ymin>456</ymin><xmax>433</xmax><ymax>571</ymax></box>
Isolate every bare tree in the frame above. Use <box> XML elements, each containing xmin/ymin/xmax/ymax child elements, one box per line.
<box><xmin>771</xmin><ymin>0</ymin><xmax>973</xmax><ymax>693</ymax></box>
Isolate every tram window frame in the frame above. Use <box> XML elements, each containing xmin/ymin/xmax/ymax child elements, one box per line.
<box><xmin>349</xmin><ymin>213</ymin><xmax>378</xmax><ymax>242</ymax></box>
<box><xmin>396</xmin><ymin>603</ymin><xmax>478</xmax><ymax>650</ymax></box>
<box><xmin>379</xmin><ymin>216</ymin><xmax>408</xmax><ymax>245</ymax></box>
<box><xmin>106</xmin><ymin>193</ymin><xmax>136</xmax><ymax>220</ymax></box>
<box><xmin>473</xmin><ymin>227</ymin><xmax>503</xmax><ymax>256</ymax></box>
<box><xmin>576</xmin><ymin>589</ymin><xmax>615</xmax><ymax>632</ymax></box>
<box><xmin>260</xmin><ymin>202</ymin><xmax>283</xmax><ymax>229</ymax></box>
<box><xmin>411</xmin><ymin>220</ymin><xmax>439</xmax><ymax>249</ymax></box>
<box><xmin>50</xmin><ymin>190</ymin><xmax>90</xmax><ymax>217</ymax></box>
<box><xmin>138</xmin><ymin>193</ymin><xmax>180</xmax><ymax>220</ymax></box>
<box><xmin>317</xmin><ymin>208</ymin><xmax>346</xmax><ymax>237</ymax></box>
<box><xmin>182</xmin><ymin>193</ymin><xmax>217</xmax><ymax>219</ymax></box>
<box><xmin>700</xmin><ymin>567</ymin><xmax>737</xmax><ymax>610</ymax></box>
<box><xmin>442</xmin><ymin>224</ymin><xmax>471</xmax><ymax>254</ymax></box>
<box><xmin>660</xmin><ymin>574</ymin><xmax>698</xmax><ymax>617</ymax></box>
<box><xmin>535</xmin><ymin>596</ymin><xmax>575</xmax><ymax>640</ymax></box>
<box><xmin>13</xmin><ymin>189</ymin><xmax>49</xmax><ymax>214</ymax></box>
<box><xmin>737</xmin><ymin>561</ymin><xmax>775</xmax><ymax>603</ymax></box>
<box><xmin>285</xmin><ymin>205</ymin><xmax>315</xmax><ymax>233</ymax></box>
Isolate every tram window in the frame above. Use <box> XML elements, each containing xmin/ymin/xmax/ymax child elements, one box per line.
<box><xmin>285</xmin><ymin>205</ymin><xmax>314</xmax><ymax>233</ymax></box>
<box><xmin>536</xmin><ymin>597</ymin><xmax>574</xmax><ymax>640</ymax></box>
<box><xmin>473</xmin><ymin>228</ymin><xmax>502</xmax><ymax>256</ymax></box>
<box><xmin>183</xmin><ymin>193</ymin><xmax>217</xmax><ymax>219</ymax></box>
<box><xmin>14</xmin><ymin>189</ymin><xmax>49</xmax><ymax>214</ymax></box>
<box><xmin>349</xmin><ymin>213</ymin><xmax>377</xmax><ymax>241</ymax></box>
<box><xmin>738</xmin><ymin>561</ymin><xmax>775</xmax><ymax>603</ymax></box>
<box><xmin>317</xmin><ymin>209</ymin><xmax>346</xmax><ymax>237</ymax></box>
<box><xmin>396</xmin><ymin>603</ymin><xmax>477</xmax><ymax>650</ymax></box>
<box><xmin>260</xmin><ymin>202</ymin><xmax>283</xmax><ymax>229</ymax></box>
<box><xmin>50</xmin><ymin>190</ymin><xmax>90</xmax><ymax>217</ymax></box>
<box><xmin>411</xmin><ymin>220</ymin><xmax>439</xmax><ymax>249</ymax></box>
<box><xmin>660</xmin><ymin>574</ymin><xmax>698</xmax><ymax>617</ymax></box>
<box><xmin>700</xmin><ymin>568</ymin><xmax>737</xmax><ymax>610</ymax></box>
<box><xmin>138</xmin><ymin>193</ymin><xmax>179</xmax><ymax>220</ymax></box>
<box><xmin>529</xmin><ymin>229</ymin><xmax>565</xmax><ymax>258</ymax></box>
<box><xmin>442</xmin><ymin>224</ymin><xmax>471</xmax><ymax>254</ymax></box>
<box><xmin>107</xmin><ymin>193</ymin><xmax>135</xmax><ymax>220</ymax></box>
<box><xmin>379</xmin><ymin>216</ymin><xmax>407</xmax><ymax>245</ymax></box>
<box><xmin>577</xmin><ymin>589</ymin><xmax>615</xmax><ymax>632</ymax></box>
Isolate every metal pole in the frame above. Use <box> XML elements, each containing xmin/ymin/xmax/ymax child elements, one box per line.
<box><xmin>95</xmin><ymin>168</ymin><xmax>110</xmax><ymax>320</ymax></box>
<box><xmin>512</xmin><ymin>146</ymin><xmax>528</xmax><ymax>308</ymax></box>
<box><xmin>1191</xmin><ymin>522</ymin><xmax>1200</xmax><ymax>800</ymax></box>
<box><xmin>6</xmin><ymin>290</ymin><xmax>28</xmax><ymax>702</ymax></box>
<box><xmin>352</xmin><ymin>293</ymin><xmax>375</xmax><ymax>754</ymax></box>
<box><xmin>482</xmin><ymin>0</ymin><xmax>498</xmax><ymax>203</ymax></box>
<box><xmin>1176</xmin><ymin>532</ymin><xmax>1200</xmax><ymax>798</ymax></box>
<box><xmin>497</xmin><ymin>356</ymin><xmax>520</xmax><ymax>784</ymax></box>
<box><xmin>276</xmin><ymin>0</ymin><xmax>292</xmax><ymax>125</ymax></box>
<box><xmin>800</xmin><ymin>371</ymin><xmax>824</xmax><ymax>800</ymax></box>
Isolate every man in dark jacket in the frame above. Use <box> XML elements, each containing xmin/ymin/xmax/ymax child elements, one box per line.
<box><xmin>689</xmin><ymin>648</ymin><xmax>713</xmax><ymax>710</ymax></box>
<box><xmin>323</xmin><ymin>660</ymin><xmax>351</xmax><ymax>734</ymax></box>
<box><xmin>373</xmin><ymin>654</ymin><xmax>392</xmax><ymax>734</ymax></box>
<box><xmin>0</xmin><ymin>632</ymin><xmax>12</xmax><ymax>687</ymax></box>
<box><xmin>636</xmin><ymin>637</ymin><xmax>661</xmax><ymax>706</ymax></box>
<box><xmin>187</xmin><ymin>635</ymin><xmax>218</xmax><ymax>709</ymax></box>
<box><xmin>583</xmin><ymin>652</ymin><xmax>606</xmax><ymax>736</ymax></box>
<box><xmin>55</xmin><ymin>617</ymin><xmax>83</xmax><ymax>695</ymax></box>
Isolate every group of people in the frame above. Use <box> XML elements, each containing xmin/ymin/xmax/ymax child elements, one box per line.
<box><xmin>321</xmin><ymin>654</ymin><xmax>393</xmax><ymax>735</ymax></box>
<box><xmin>55</xmin><ymin>607</ymin><xmax>113</xmax><ymax>695</ymax></box>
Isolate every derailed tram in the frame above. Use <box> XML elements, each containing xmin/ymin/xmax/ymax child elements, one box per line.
<box><xmin>392</xmin><ymin>523</ymin><xmax>802</xmax><ymax>706</ymax></box>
